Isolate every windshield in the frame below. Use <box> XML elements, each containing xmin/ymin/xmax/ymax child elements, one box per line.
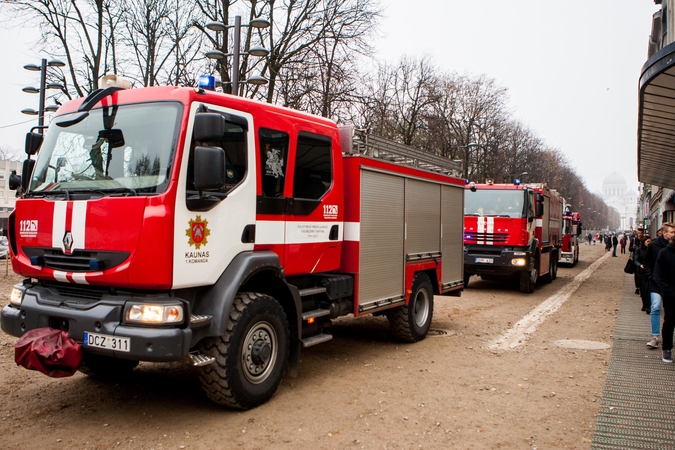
<box><xmin>29</xmin><ymin>102</ymin><xmax>182</xmax><ymax>195</ymax></box>
<box><xmin>464</xmin><ymin>188</ymin><xmax>527</xmax><ymax>218</ymax></box>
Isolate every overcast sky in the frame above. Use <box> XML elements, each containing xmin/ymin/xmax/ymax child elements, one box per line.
<box><xmin>0</xmin><ymin>1</ymin><xmax>660</xmax><ymax>194</ymax></box>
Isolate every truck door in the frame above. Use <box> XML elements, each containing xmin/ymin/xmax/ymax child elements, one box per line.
<box><xmin>283</xmin><ymin>130</ymin><xmax>343</xmax><ymax>276</ymax></box>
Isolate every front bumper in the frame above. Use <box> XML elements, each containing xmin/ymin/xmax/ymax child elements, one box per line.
<box><xmin>463</xmin><ymin>246</ymin><xmax>533</xmax><ymax>276</ymax></box>
<box><xmin>559</xmin><ymin>251</ymin><xmax>574</xmax><ymax>264</ymax></box>
<box><xmin>1</xmin><ymin>284</ymin><xmax>192</xmax><ymax>362</ymax></box>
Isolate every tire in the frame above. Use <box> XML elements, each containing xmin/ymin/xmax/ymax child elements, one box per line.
<box><xmin>387</xmin><ymin>273</ymin><xmax>434</xmax><ymax>343</ymax></box>
<box><xmin>198</xmin><ymin>292</ymin><xmax>290</xmax><ymax>410</ymax></box>
<box><xmin>541</xmin><ymin>253</ymin><xmax>557</xmax><ymax>284</ymax></box>
<box><xmin>463</xmin><ymin>272</ymin><xmax>471</xmax><ymax>288</ymax></box>
<box><xmin>573</xmin><ymin>247</ymin><xmax>579</xmax><ymax>265</ymax></box>
<box><xmin>78</xmin><ymin>353</ymin><xmax>138</xmax><ymax>379</ymax></box>
<box><xmin>519</xmin><ymin>265</ymin><xmax>537</xmax><ymax>293</ymax></box>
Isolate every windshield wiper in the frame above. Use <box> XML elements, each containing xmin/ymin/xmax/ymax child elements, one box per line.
<box><xmin>25</xmin><ymin>189</ymin><xmax>71</xmax><ymax>200</ymax></box>
<box><xmin>96</xmin><ymin>187</ymin><xmax>137</xmax><ymax>196</ymax></box>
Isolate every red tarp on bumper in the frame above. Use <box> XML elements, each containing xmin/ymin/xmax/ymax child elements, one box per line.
<box><xmin>15</xmin><ymin>328</ymin><xmax>82</xmax><ymax>377</ymax></box>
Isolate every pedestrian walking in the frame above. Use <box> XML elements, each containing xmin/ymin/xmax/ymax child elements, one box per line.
<box><xmin>612</xmin><ymin>234</ymin><xmax>618</xmax><ymax>257</ymax></box>
<box><xmin>633</xmin><ymin>235</ymin><xmax>652</xmax><ymax>312</ymax></box>
<box><xmin>630</xmin><ymin>229</ymin><xmax>645</xmax><ymax>294</ymax></box>
<box><xmin>653</xmin><ymin>232</ymin><xmax>675</xmax><ymax>363</ymax></box>
<box><xmin>620</xmin><ymin>236</ymin><xmax>627</xmax><ymax>254</ymax></box>
<box><xmin>645</xmin><ymin>223</ymin><xmax>675</xmax><ymax>349</ymax></box>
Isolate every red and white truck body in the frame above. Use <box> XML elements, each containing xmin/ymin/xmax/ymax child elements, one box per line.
<box><xmin>463</xmin><ymin>182</ymin><xmax>563</xmax><ymax>293</ymax></box>
<box><xmin>1</xmin><ymin>83</ymin><xmax>464</xmax><ymax>408</ymax></box>
<box><xmin>560</xmin><ymin>208</ymin><xmax>581</xmax><ymax>265</ymax></box>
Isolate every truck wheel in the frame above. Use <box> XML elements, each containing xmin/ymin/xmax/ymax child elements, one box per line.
<box><xmin>519</xmin><ymin>267</ymin><xmax>537</xmax><ymax>293</ymax></box>
<box><xmin>541</xmin><ymin>253</ymin><xmax>557</xmax><ymax>284</ymax></box>
<box><xmin>198</xmin><ymin>292</ymin><xmax>290</xmax><ymax>410</ymax></box>
<box><xmin>573</xmin><ymin>248</ymin><xmax>579</xmax><ymax>265</ymax></box>
<box><xmin>78</xmin><ymin>353</ymin><xmax>138</xmax><ymax>379</ymax></box>
<box><xmin>463</xmin><ymin>272</ymin><xmax>471</xmax><ymax>287</ymax></box>
<box><xmin>387</xmin><ymin>273</ymin><xmax>434</xmax><ymax>342</ymax></box>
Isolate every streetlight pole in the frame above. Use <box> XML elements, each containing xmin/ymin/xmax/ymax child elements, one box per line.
<box><xmin>205</xmin><ymin>16</ymin><xmax>270</xmax><ymax>96</ymax></box>
<box><xmin>22</xmin><ymin>58</ymin><xmax>65</xmax><ymax>134</ymax></box>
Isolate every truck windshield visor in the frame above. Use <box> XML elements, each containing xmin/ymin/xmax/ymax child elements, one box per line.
<box><xmin>29</xmin><ymin>102</ymin><xmax>182</xmax><ymax>194</ymax></box>
<box><xmin>464</xmin><ymin>189</ymin><xmax>526</xmax><ymax>218</ymax></box>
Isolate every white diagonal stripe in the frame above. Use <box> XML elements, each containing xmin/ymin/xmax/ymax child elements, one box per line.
<box><xmin>489</xmin><ymin>251</ymin><xmax>611</xmax><ymax>350</ymax></box>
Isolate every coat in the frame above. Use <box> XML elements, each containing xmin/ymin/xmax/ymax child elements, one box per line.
<box><xmin>654</xmin><ymin>243</ymin><xmax>675</xmax><ymax>300</ymax></box>
<box><xmin>645</xmin><ymin>235</ymin><xmax>670</xmax><ymax>293</ymax></box>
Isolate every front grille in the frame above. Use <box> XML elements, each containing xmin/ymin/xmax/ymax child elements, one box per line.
<box><xmin>464</xmin><ymin>232</ymin><xmax>508</xmax><ymax>244</ymax></box>
<box><xmin>22</xmin><ymin>247</ymin><xmax>130</xmax><ymax>272</ymax></box>
<box><xmin>43</xmin><ymin>250</ymin><xmax>94</xmax><ymax>271</ymax></box>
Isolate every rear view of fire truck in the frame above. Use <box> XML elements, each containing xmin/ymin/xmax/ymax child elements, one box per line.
<box><xmin>560</xmin><ymin>205</ymin><xmax>581</xmax><ymax>265</ymax></box>
<box><xmin>1</xmin><ymin>79</ymin><xmax>465</xmax><ymax>409</ymax></box>
<box><xmin>463</xmin><ymin>181</ymin><xmax>562</xmax><ymax>293</ymax></box>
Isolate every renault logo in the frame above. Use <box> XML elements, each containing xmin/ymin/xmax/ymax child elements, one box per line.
<box><xmin>63</xmin><ymin>231</ymin><xmax>73</xmax><ymax>252</ymax></box>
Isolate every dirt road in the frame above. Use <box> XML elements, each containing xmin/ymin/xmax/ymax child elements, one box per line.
<box><xmin>0</xmin><ymin>243</ymin><xmax>628</xmax><ymax>449</ymax></box>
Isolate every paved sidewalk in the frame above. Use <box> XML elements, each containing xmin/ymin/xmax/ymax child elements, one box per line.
<box><xmin>591</xmin><ymin>274</ymin><xmax>675</xmax><ymax>449</ymax></box>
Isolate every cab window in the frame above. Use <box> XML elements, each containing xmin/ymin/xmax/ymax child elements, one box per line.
<box><xmin>186</xmin><ymin>112</ymin><xmax>248</xmax><ymax>199</ymax></box>
<box><xmin>292</xmin><ymin>132</ymin><xmax>332</xmax><ymax>200</ymax></box>
<box><xmin>259</xmin><ymin>128</ymin><xmax>289</xmax><ymax>197</ymax></box>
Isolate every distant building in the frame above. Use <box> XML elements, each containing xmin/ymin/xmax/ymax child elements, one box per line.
<box><xmin>637</xmin><ymin>1</ymin><xmax>675</xmax><ymax>236</ymax></box>
<box><xmin>602</xmin><ymin>172</ymin><xmax>636</xmax><ymax>231</ymax></box>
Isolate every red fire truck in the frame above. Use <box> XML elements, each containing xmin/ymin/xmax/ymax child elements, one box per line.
<box><xmin>1</xmin><ymin>79</ymin><xmax>465</xmax><ymax>409</ymax></box>
<box><xmin>560</xmin><ymin>205</ymin><xmax>581</xmax><ymax>265</ymax></box>
<box><xmin>463</xmin><ymin>181</ymin><xmax>563</xmax><ymax>293</ymax></box>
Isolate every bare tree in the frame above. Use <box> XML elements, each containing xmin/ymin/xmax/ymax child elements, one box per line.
<box><xmin>4</xmin><ymin>0</ymin><xmax>121</xmax><ymax>96</ymax></box>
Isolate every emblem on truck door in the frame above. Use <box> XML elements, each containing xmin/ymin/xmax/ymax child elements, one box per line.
<box><xmin>186</xmin><ymin>216</ymin><xmax>210</xmax><ymax>249</ymax></box>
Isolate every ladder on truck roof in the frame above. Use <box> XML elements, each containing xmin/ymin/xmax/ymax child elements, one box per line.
<box><xmin>338</xmin><ymin>126</ymin><xmax>463</xmax><ymax>178</ymax></box>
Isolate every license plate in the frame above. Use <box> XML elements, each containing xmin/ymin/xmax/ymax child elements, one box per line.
<box><xmin>474</xmin><ymin>257</ymin><xmax>494</xmax><ymax>264</ymax></box>
<box><xmin>83</xmin><ymin>332</ymin><xmax>130</xmax><ymax>353</ymax></box>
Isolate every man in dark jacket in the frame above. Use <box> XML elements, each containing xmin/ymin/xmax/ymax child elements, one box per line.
<box><xmin>645</xmin><ymin>223</ymin><xmax>675</xmax><ymax>349</ymax></box>
<box><xmin>611</xmin><ymin>234</ymin><xmax>619</xmax><ymax>257</ymax></box>
<box><xmin>630</xmin><ymin>229</ymin><xmax>645</xmax><ymax>294</ymax></box>
<box><xmin>654</xmin><ymin>234</ymin><xmax>675</xmax><ymax>363</ymax></box>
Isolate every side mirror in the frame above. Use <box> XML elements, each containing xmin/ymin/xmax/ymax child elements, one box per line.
<box><xmin>25</xmin><ymin>132</ymin><xmax>44</xmax><ymax>155</ymax></box>
<box><xmin>193</xmin><ymin>146</ymin><xmax>225</xmax><ymax>191</ymax></box>
<box><xmin>193</xmin><ymin>113</ymin><xmax>225</xmax><ymax>142</ymax></box>
<box><xmin>21</xmin><ymin>159</ymin><xmax>35</xmax><ymax>193</ymax></box>
<box><xmin>8</xmin><ymin>170</ymin><xmax>21</xmax><ymax>191</ymax></box>
<box><xmin>536</xmin><ymin>203</ymin><xmax>544</xmax><ymax>217</ymax></box>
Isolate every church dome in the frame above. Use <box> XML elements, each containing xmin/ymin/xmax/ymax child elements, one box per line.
<box><xmin>603</xmin><ymin>172</ymin><xmax>627</xmax><ymax>187</ymax></box>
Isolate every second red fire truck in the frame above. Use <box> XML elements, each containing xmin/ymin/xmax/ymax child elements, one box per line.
<box><xmin>463</xmin><ymin>180</ymin><xmax>563</xmax><ymax>293</ymax></box>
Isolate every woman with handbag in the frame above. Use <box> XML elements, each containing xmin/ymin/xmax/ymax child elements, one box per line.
<box><xmin>633</xmin><ymin>235</ymin><xmax>652</xmax><ymax>313</ymax></box>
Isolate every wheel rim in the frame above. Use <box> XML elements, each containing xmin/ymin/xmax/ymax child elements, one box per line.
<box><xmin>241</xmin><ymin>321</ymin><xmax>278</xmax><ymax>384</ymax></box>
<box><xmin>531</xmin><ymin>268</ymin><xmax>537</xmax><ymax>283</ymax></box>
<box><xmin>413</xmin><ymin>288</ymin><xmax>430</xmax><ymax>327</ymax></box>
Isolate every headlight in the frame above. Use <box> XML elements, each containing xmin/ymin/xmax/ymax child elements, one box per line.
<box><xmin>9</xmin><ymin>287</ymin><xmax>24</xmax><ymax>307</ymax></box>
<box><xmin>511</xmin><ymin>258</ymin><xmax>527</xmax><ymax>266</ymax></box>
<box><xmin>513</xmin><ymin>252</ymin><xmax>527</xmax><ymax>256</ymax></box>
<box><xmin>126</xmin><ymin>304</ymin><xmax>184</xmax><ymax>324</ymax></box>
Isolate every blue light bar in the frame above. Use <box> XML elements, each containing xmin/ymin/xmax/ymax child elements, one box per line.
<box><xmin>198</xmin><ymin>75</ymin><xmax>216</xmax><ymax>91</ymax></box>
<box><xmin>514</xmin><ymin>179</ymin><xmax>521</xmax><ymax>185</ymax></box>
